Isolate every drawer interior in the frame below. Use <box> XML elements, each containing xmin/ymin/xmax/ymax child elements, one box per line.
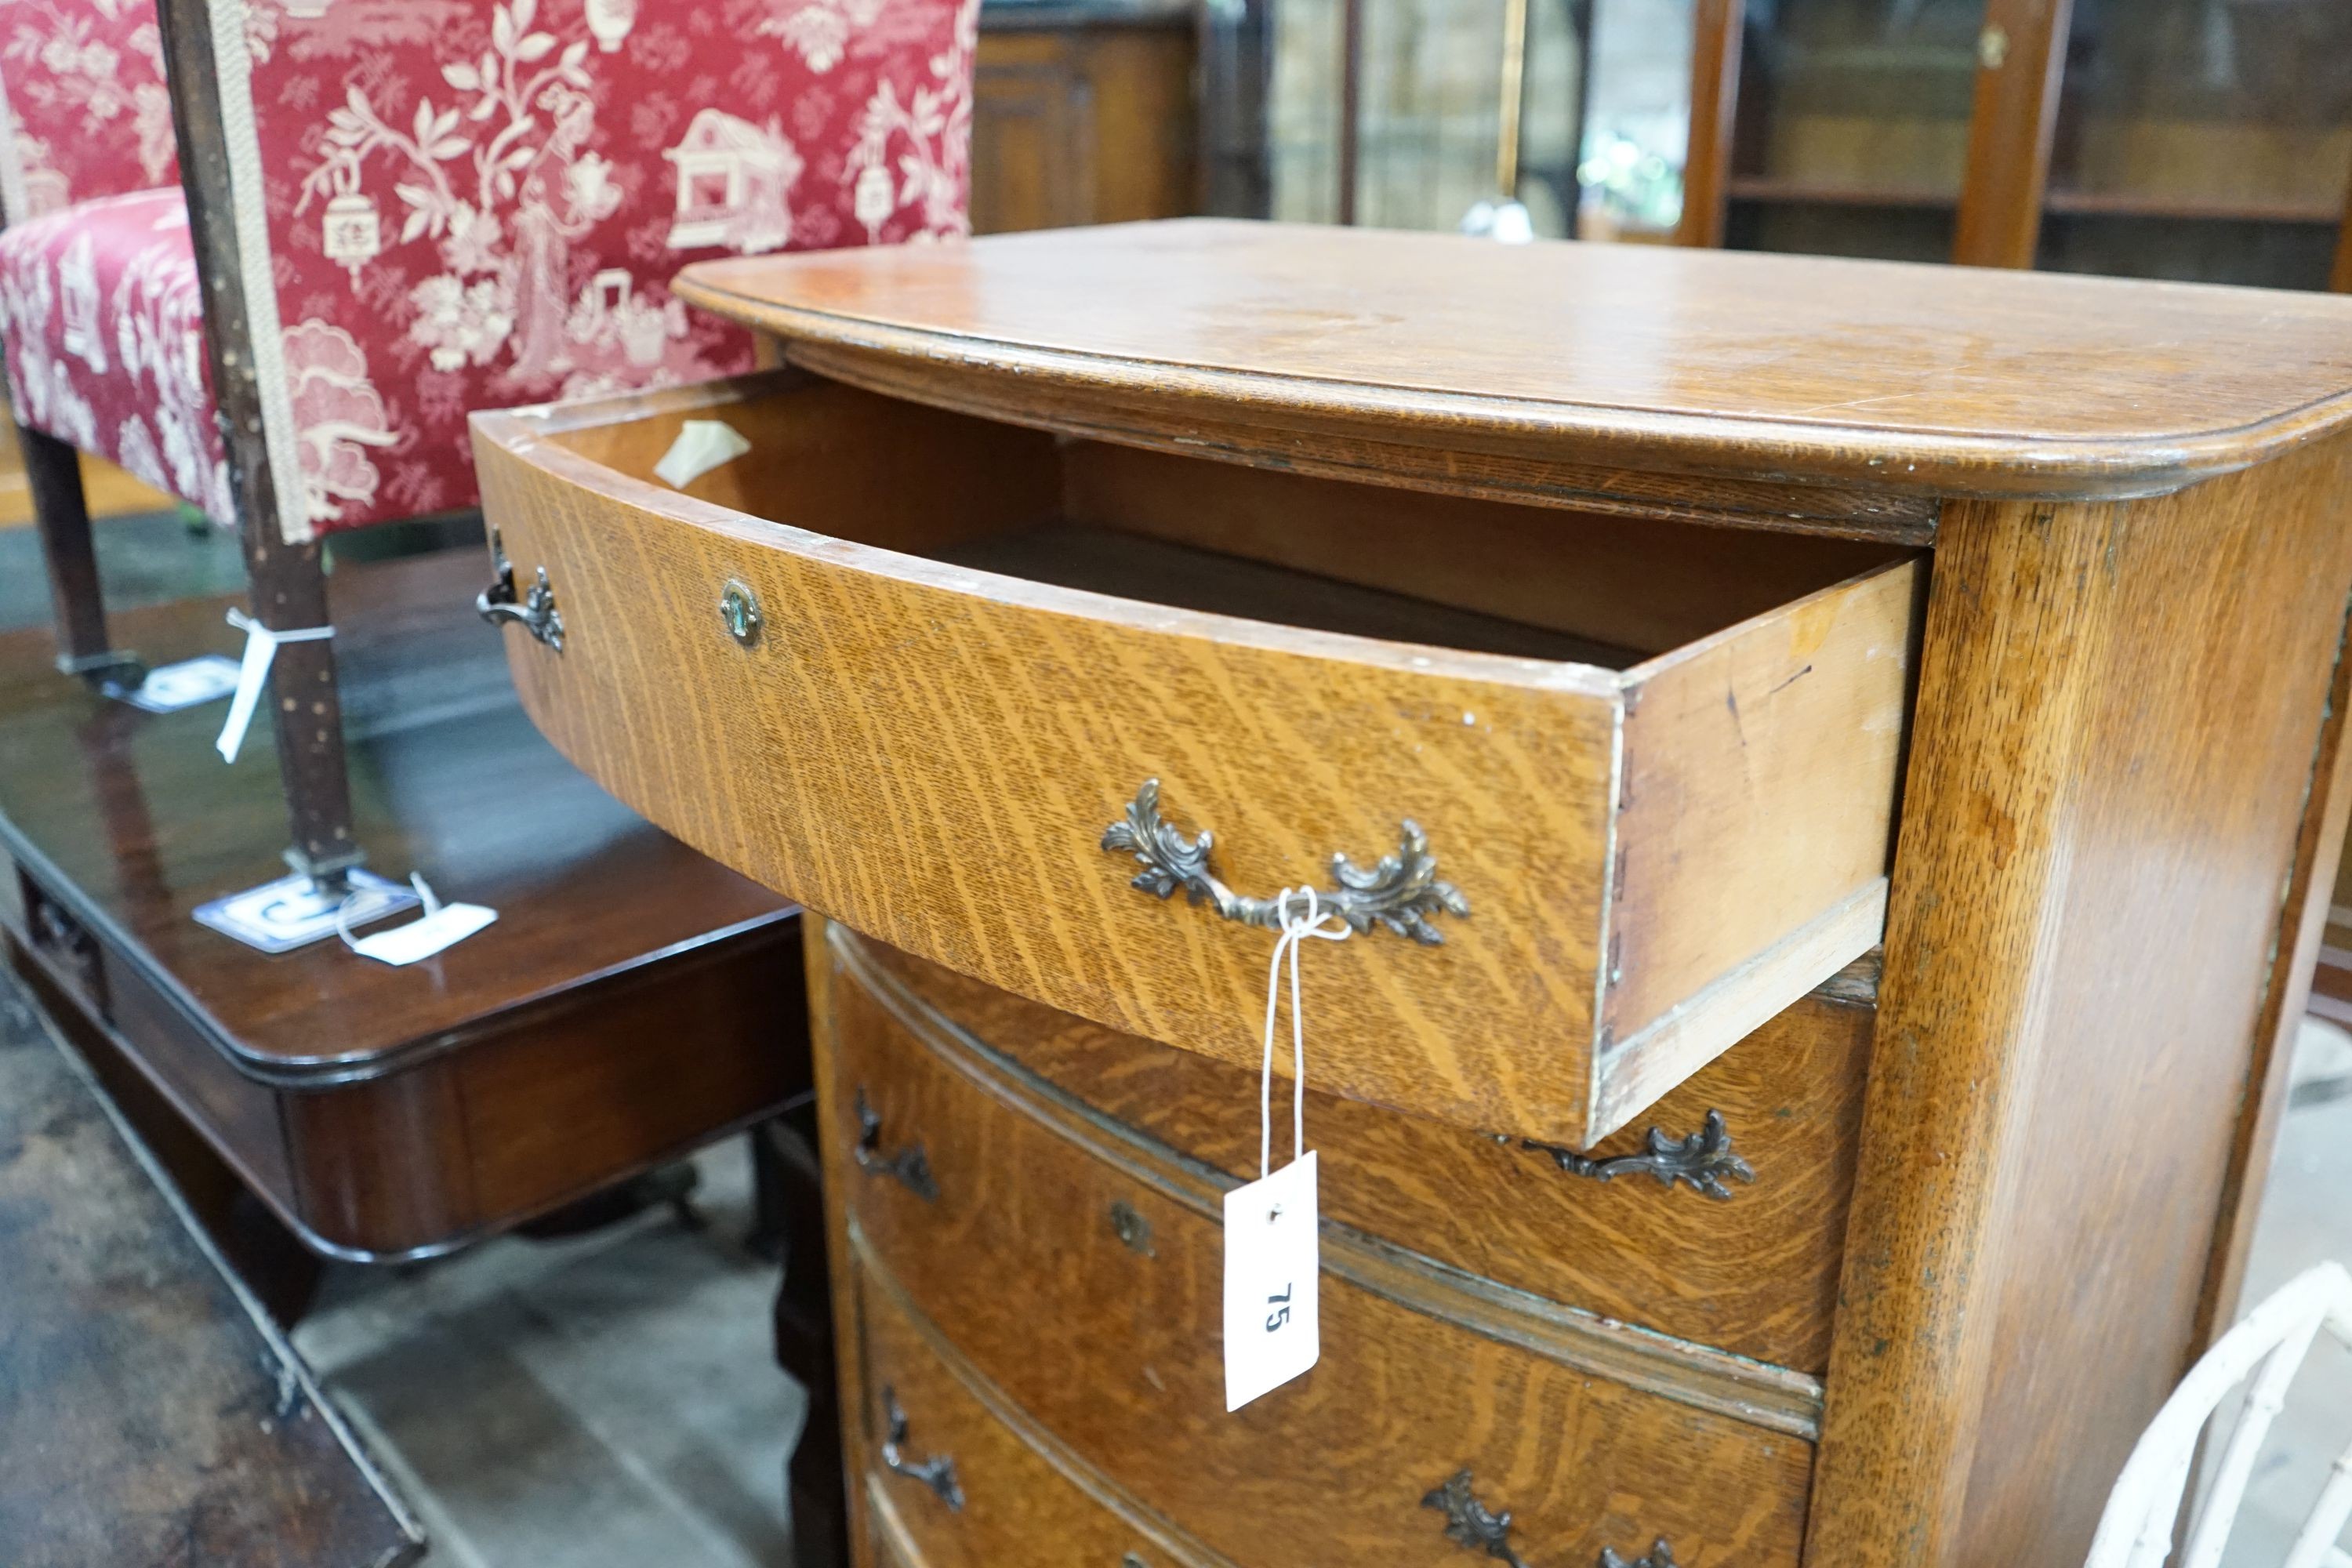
<box><xmin>546</xmin><ymin>376</ymin><xmax>1911</xmax><ymax>669</ymax></box>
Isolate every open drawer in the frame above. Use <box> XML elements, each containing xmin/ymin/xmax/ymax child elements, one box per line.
<box><xmin>472</xmin><ymin>370</ymin><xmax>1921</xmax><ymax>1147</ymax></box>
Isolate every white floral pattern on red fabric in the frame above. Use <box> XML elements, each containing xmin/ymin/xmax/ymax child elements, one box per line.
<box><xmin>247</xmin><ymin>0</ymin><xmax>978</xmax><ymax>532</ymax></box>
<box><xmin>0</xmin><ymin>0</ymin><xmax>176</xmax><ymax>219</ymax></box>
<box><xmin>0</xmin><ymin>186</ymin><xmax>232</xmax><ymax>517</ymax></box>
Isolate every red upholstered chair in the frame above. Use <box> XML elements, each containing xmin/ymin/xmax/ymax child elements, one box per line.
<box><xmin>0</xmin><ymin>0</ymin><xmax>978</xmax><ymax>877</ymax></box>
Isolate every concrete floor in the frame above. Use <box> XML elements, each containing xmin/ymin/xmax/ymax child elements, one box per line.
<box><xmin>290</xmin><ymin>1142</ymin><xmax>806</xmax><ymax>1568</ymax></box>
<box><xmin>2216</xmin><ymin>1018</ymin><xmax>2352</xmax><ymax>1566</ymax></box>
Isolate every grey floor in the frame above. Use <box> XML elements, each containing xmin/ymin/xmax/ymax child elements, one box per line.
<box><xmin>2216</xmin><ymin>1018</ymin><xmax>2352</xmax><ymax>1565</ymax></box>
<box><xmin>290</xmin><ymin>1143</ymin><xmax>806</xmax><ymax>1568</ymax></box>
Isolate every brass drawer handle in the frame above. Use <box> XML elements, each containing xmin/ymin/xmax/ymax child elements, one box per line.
<box><xmin>880</xmin><ymin>1387</ymin><xmax>964</xmax><ymax>1511</ymax></box>
<box><xmin>1519</xmin><ymin>1110</ymin><xmax>1756</xmax><ymax>1201</ymax></box>
<box><xmin>1101</xmin><ymin>779</ymin><xmax>1468</xmax><ymax>944</ymax></box>
<box><xmin>1423</xmin><ymin>1469</ymin><xmax>1680</xmax><ymax>1568</ymax></box>
<box><xmin>477</xmin><ymin>531</ymin><xmax>564</xmax><ymax>652</ymax></box>
<box><xmin>854</xmin><ymin>1088</ymin><xmax>939</xmax><ymax>1202</ymax></box>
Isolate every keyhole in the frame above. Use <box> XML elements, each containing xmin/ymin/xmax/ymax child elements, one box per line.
<box><xmin>719</xmin><ymin>579</ymin><xmax>762</xmax><ymax>646</ymax></box>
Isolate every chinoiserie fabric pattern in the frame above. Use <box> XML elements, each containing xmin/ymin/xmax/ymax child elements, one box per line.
<box><xmin>0</xmin><ymin>0</ymin><xmax>978</xmax><ymax>532</ymax></box>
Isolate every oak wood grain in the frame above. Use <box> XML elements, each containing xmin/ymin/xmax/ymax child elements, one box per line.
<box><xmin>1809</xmin><ymin>434</ymin><xmax>2352</xmax><ymax>1566</ymax></box>
<box><xmin>856</xmin><ymin>1258</ymin><xmax>1236</xmax><ymax>1568</ymax></box>
<box><xmin>843</xmin><ymin>924</ymin><xmax>1875</xmax><ymax>1374</ymax></box>
<box><xmin>2194</xmin><ymin>594</ymin><xmax>2352</xmax><ymax>1349</ymax></box>
<box><xmin>825</xmin><ymin>931</ymin><xmax>1816</xmax><ymax>1567</ymax></box>
<box><xmin>476</xmin><ymin>372</ymin><xmax>1914</xmax><ymax>1145</ymax></box>
<box><xmin>676</xmin><ymin>220</ymin><xmax>2352</xmax><ymax>503</ymax></box>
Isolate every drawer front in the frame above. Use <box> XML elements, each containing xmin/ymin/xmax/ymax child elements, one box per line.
<box><xmin>841</xmin><ymin>925</ymin><xmax>1871</xmax><ymax>1374</ymax></box>
<box><xmin>18</xmin><ymin>874</ymin><xmax>107</xmax><ymax>1018</ymax></box>
<box><xmin>858</xmin><ymin>1255</ymin><xmax>1230</xmax><ymax>1568</ymax></box>
<box><xmin>820</xmin><ymin>927</ymin><xmax>1816</xmax><ymax>1567</ymax></box>
<box><xmin>476</xmin><ymin>372</ymin><xmax>1918</xmax><ymax>1147</ymax></box>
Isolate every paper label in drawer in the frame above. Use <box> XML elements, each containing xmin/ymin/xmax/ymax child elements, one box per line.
<box><xmin>1223</xmin><ymin>1150</ymin><xmax>1319</xmax><ymax>1411</ymax></box>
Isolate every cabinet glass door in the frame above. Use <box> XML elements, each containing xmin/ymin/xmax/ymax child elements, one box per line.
<box><xmin>2036</xmin><ymin>0</ymin><xmax>2352</xmax><ymax>289</ymax></box>
<box><xmin>1726</xmin><ymin>0</ymin><xmax>1986</xmax><ymax>261</ymax></box>
<box><xmin>1269</xmin><ymin>0</ymin><xmax>1593</xmax><ymax>236</ymax></box>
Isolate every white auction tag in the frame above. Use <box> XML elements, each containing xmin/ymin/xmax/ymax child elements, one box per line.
<box><xmin>1223</xmin><ymin>1149</ymin><xmax>1320</xmax><ymax>1410</ymax></box>
<box><xmin>653</xmin><ymin>419</ymin><xmax>752</xmax><ymax>488</ymax></box>
<box><xmin>337</xmin><ymin>875</ymin><xmax>496</xmax><ymax>967</ymax></box>
<box><xmin>347</xmin><ymin>901</ymin><xmax>497</xmax><ymax>966</ymax></box>
<box><xmin>216</xmin><ymin>610</ymin><xmax>334</xmax><ymax>763</ymax></box>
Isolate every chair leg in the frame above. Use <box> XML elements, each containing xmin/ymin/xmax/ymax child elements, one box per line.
<box><xmin>762</xmin><ymin>1104</ymin><xmax>852</xmax><ymax>1568</ymax></box>
<box><xmin>20</xmin><ymin>425</ymin><xmax>142</xmax><ymax>692</ymax></box>
<box><xmin>237</xmin><ymin>535</ymin><xmax>364</xmax><ymax>885</ymax></box>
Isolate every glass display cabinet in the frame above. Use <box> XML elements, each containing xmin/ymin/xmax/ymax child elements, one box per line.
<box><xmin>1722</xmin><ymin>0</ymin><xmax>1985</xmax><ymax>261</ymax></box>
<box><xmin>1265</xmin><ymin>0</ymin><xmax>1593</xmax><ymax>236</ymax></box>
<box><xmin>2035</xmin><ymin>0</ymin><xmax>2352</xmax><ymax>289</ymax></box>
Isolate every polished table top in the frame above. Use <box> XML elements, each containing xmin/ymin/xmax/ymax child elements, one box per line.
<box><xmin>0</xmin><ymin>549</ymin><xmax>791</xmax><ymax>1081</ymax></box>
<box><xmin>677</xmin><ymin>218</ymin><xmax>2352</xmax><ymax>502</ymax></box>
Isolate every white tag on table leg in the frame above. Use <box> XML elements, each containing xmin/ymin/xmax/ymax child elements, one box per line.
<box><xmin>1223</xmin><ymin>1149</ymin><xmax>1319</xmax><ymax>1410</ymax></box>
<box><xmin>216</xmin><ymin>609</ymin><xmax>335</xmax><ymax>763</ymax></box>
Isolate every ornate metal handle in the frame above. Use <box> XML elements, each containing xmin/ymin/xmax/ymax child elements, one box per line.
<box><xmin>1423</xmin><ymin>1470</ymin><xmax>1679</xmax><ymax>1568</ymax></box>
<box><xmin>477</xmin><ymin>530</ymin><xmax>564</xmax><ymax>652</ymax></box>
<box><xmin>854</xmin><ymin>1088</ymin><xmax>938</xmax><ymax>1202</ymax></box>
<box><xmin>880</xmin><ymin>1387</ymin><xmax>964</xmax><ymax>1510</ymax></box>
<box><xmin>1101</xmin><ymin>779</ymin><xmax>1468</xmax><ymax>944</ymax></box>
<box><xmin>1519</xmin><ymin>1110</ymin><xmax>1756</xmax><ymax>1201</ymax></box>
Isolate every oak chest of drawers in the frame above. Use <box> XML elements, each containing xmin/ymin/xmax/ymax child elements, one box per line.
<box><xmin>474</xmin><ymin>222</ymin><xmax>2352</xmax><ymax>1566</ymax></box>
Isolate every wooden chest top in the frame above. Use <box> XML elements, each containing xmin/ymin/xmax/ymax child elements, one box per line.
<box><xmin>677</xmin><ymin>218</ymin><xmax>2352</xmax><ymax>502</ymax></box>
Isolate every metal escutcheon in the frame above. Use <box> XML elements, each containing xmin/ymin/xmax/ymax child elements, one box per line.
<box><xmin>719</xmin><ymin>579</ymin><xmax>762</xmax><ymax>647</ymax></box>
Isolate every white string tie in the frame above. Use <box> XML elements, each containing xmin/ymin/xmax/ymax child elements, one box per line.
<box><xmin>1258</xmin><ymin>887</ymin><xmax>1351</xmax><ymax>1181</ymax></box>
<box><xmin>216</xmin><ymin>608</ymin><xmax>335</xmax><ymax>763</ymax></box>
<box><xmin>335</xmin><ymin>873</ymin><xmax>439</xmax><ymax>955</ymax></box>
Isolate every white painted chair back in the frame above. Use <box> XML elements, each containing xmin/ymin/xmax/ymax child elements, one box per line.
<box><xmin>2085</xmin><ymin>1261</ymin><xmax>2352</xmax><ymax>1568</ymax></box>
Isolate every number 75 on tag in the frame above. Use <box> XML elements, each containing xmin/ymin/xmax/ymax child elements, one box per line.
<box><xmin>1223</xmin><ymin>1150</ymin><xmax>1319</xmax><ymax>1411</ymax></box>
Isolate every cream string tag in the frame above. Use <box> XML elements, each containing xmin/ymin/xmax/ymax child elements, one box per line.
<box><xmin>1258</xmin><ymin>887</ymin><xmax>1351</xmax><ymax>1181</ymax></box>
<box><xmin>216</xmin><ymin>608</ymin><xmax>336</xmax><ymax>764</ymax></box>
<box><xmin>336</xmin><ymin>873</ymin><xmax>499</xmax><ymax>967</ymax></box>
<box><xmin>1224</xmin><ymin>887</ymin><xmax>1348</xmax><ymax>1412</ymax></box>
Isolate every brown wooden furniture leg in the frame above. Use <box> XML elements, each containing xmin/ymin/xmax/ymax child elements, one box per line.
<box><xmin>238</xmin><ymin>534</ymin><xmax>363</xmax><ymax>882</ymax></box>
<box><xmin>1809</xmin><ymin>445</ymin><xmax>2352</xmax><ymax>1566</ymax></box>
<box><xmin>765</xmin><ymin>1102</ymin><xmax>851</xmax><ymax>1568</ymax></box>
<box><xmin>21</xmin><ymin>425</ymin><xmax>142</xmax><ymax>692</ymax></box>
<box><xmin>160</xmin><ymin>0</ymin><xmax>362</xmax><ymax>885</ymax></box>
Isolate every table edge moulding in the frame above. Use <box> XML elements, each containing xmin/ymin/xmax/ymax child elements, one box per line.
<box><xmin>673</xmin><ymin>218</ymin><xmax>2352</xmax><ymax>506</ymax></box>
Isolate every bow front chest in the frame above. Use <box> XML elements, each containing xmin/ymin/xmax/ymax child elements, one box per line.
<box><xmin>473</xmin><ymin>220</ymin><xmax>2352</xmax><ymax>1567</ymax></box>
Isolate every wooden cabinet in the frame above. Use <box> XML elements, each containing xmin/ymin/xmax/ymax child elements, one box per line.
<box><xmin>1719</xmin><ymin>0</ymin><xmax>1983</xmax><ymax>262</ymax></box>
<box><xmin>481</xmin><ymin>222</ymin><xmax>2352</xmax><ymax>1566</ymax></box>
<box><xmin>971</xmin><ymin>3</ymin><xmax>1199</xmax><ymax>234</ymax></box>
<box><xmin>2034</xmin><ymin>0</ymin><xmax>2352</xmax><ymax>289</ymax></box>
<box><xmin>1677</xmin><ymin>0</ymin><xmax>2352</xmax><ymax>285</ymax></box>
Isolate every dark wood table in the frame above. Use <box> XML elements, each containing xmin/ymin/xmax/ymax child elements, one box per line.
<box><xmin>0</xmin><ymin>547</ymin><xmax>804</xmax><ymax>1265</ymax></box>
<box><xmin>0</xmin><ymin>971</ymin><xmax>423</xmax><ymax>1567</ymax></box>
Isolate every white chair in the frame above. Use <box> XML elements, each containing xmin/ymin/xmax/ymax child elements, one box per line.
<box><xmin>2086</xmin><ymin>1261</ymin><xmax>2352</xmax><ymax>1568</ymax></box>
